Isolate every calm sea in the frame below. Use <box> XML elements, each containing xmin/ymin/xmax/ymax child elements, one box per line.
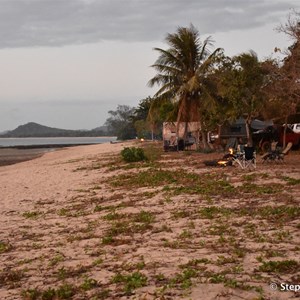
<box><xmin>0</xmin><ymin>136</ymin><xmax>117</xmax><ymax>147</ymax></box>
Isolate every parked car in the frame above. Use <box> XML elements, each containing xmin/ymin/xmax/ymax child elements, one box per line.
<box><xmin>252</xmin><ymin>125</ymin><xmax>300</xmax><ymax>152</ymax></box>
<box><xmin>290</xmin><ymin>123</ymin><xmax>300</xmax><ymax>133</ymax></box>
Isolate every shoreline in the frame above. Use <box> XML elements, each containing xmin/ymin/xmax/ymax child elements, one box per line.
<box><xmin>0</xmin><ymin>143</ymin><xmax>107</xmax><ymax>167</ymax></box>
<box><xmin>0</xmin><ymin>148</ymin><xmax>51</xmax><ymax>167</ymax></box>
<box><xmin>0</xmin><ymin>141</ymin><xmax>123</xmax><ymax>167</ymax></box>
<box><xmin>0</xmin><ymin>142</ymin><xmax>102</xmax><ymax>150</ymax></box>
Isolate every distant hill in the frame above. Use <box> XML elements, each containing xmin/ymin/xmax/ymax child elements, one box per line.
<box><xmin>0</xmin><ymin>122</ymin><xmax>110</xmax><ymax>137</ymax></box>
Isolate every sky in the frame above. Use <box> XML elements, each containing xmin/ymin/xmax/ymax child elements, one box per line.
<box><xmin>0</xmin><ymin>0</ymin><xmax>300</xmax><ymax>132</ymax></box>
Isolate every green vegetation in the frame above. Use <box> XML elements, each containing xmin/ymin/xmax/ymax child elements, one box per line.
<box><xmin>111</xmin><ymin>168</ymin><xmax>234</xmax><ymax>197</ymax></box>
<box><xmin>111</xmin><ymin>272</ymin><xmax>147</xmax><ymax>295</ymax></box>
<box><xmin>80</xmin><ymin>277</ymin><xmax>98</xmax><ymax>291</ymax></box>
<box><xmin>103</xmin><ymin>11</ymin><xmax>300</xmax><ymax>148</ymax></box>
<box><xmin>55</xmin><ymin>283</ymin><xmax>75</xmax><ymax>299</ymax></box>
<box><xmin>41</xmin><ymin>288</ymin><xmax>56</xmax><ymax>300</ymax></box>
<box><xmin>0</xmin><ymin>241</ymin><xmax>12</xmax><ymax>253</ymax></box>
<box><xmin>169</xmin><ymin>268</ymin><xmax>198</xmax><ymax>289</ymax></box>
<box><xmin>259</xmin><ymin>260</ymin><xmax>299</xmax><ymax>274</ymax></box>
<box><xmin>22</xmin><ymin>211</ymin><xmax>42</xmax><ymax>219</ymax></box>
<box><xmin>282</xmin><ymin>176</ymin><xmax>300</xmax><ymax>185</ymax></box>
<box><xmin>121</xmin><ymin>147</ymin><xmax>147</xmax><ymax>162</ymax></box>
<box><xmin>21</xmin><ymin>288</ymin><xmax>40</xmax><ymax>300</ymax></box>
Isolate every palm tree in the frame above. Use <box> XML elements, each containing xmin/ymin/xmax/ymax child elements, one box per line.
<box><xmin>148</xmin><ymin>24</ymin><xmax>222</xmax><ymax>148</ymax></box>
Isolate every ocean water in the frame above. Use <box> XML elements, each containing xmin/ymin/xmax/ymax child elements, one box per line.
<box><xmin>0</xmin><ymin>136</ymin><xmax>117</xmax><ymax>147</ymax></box>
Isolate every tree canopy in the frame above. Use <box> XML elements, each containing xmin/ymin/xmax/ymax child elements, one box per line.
<box><xmin>148</xmin><ymin>24</ymin><xmax>223</xmax><ymax>147</ymax></box>
<box><xmin>104</xmin><ymin>12</ymin><xmax>300</xmax><ymax>148</ymax></box>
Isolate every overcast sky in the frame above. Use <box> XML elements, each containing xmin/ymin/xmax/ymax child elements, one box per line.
<box><xmin>0</xmin><ymin>0</ymin><xmax>299</xmax><ymax>131</ymax></box>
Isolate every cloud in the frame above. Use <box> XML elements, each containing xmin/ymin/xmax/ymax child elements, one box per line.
<box><xmin>0</xmin><ymin>0</ymin><xmax>298</xmax><ymax>48</ymax></box>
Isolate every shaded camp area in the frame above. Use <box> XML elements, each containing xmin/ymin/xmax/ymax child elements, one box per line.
<box><xmin>219</xmin><ymin>118</ymin><xmax>274</xmax><ymax>150</ymax></box>
<box><xmin>162</xmin><ymin>122</ymin><xmax>201</xmax><ymax>151</ymax></box>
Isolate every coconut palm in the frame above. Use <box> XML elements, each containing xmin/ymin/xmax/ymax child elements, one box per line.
<box><xmin>148</xmin><ymin>24</ymin><xmax>222</xmax><ymax>148</ymax></box>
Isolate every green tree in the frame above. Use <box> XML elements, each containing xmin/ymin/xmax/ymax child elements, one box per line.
<box><xmin>217</xmin><ymin>51</ymin><xmax>270</xmax><ymax>146</ymax></box>
<box><xmin>132</xmin><ymin>97</ymin><xmax>161</xmax><ymax>140</ymax></box>
<box><xmin>274</xmin><ymin>10</ymin><xmax>300</xmax><ymax>146</ymax></box>
<box><xmin>147</xmin><ymin>97</ymin><xmax>177</xmax><ymax>140</ymax></box>
<box><xmin>260</xmin><ymin>11</ymin><xmax>300</xmax><ymax>147</ymax></box>
<box><xmin>105</xmin><ymin>105</ymin><xmax>136</xmax><ymax>140</ymax></box>
<box><xmin>148</xmin><ymin>24</ymin><xmax>222</xmax><ymax>148</ymax></box>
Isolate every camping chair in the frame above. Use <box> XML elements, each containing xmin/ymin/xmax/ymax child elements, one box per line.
<box><xmin>261</xmin><ymin>141</ymin><xmax>278</xmax><ymax>163</ymax></box>
<box><xmin>275</xmin><ymin>142</ymin><xmax>293</xmax><ymax>162</ymax></box>
<box><xmin>271</xmin><ymin>141</ymin><xmax>278</xmax><ymax>152</ymax></box>
<box><xmin>163</xmin><ymin>136</ymin><xmax>178</xmax><ymax>151</ymax></box>
<box><xmin>223</xmin><ymin>146</ymin><xmax>244</xmax><ymax>166</ymax></box>
<box><xmin>233</xmin><ymin>146</ymin><xmax>256</xmax><ymax>169</ymax></box>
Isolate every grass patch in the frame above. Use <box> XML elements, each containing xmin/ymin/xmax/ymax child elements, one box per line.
<box><xmin>238</xmin><ymin>183</ymin><xmax>282</xmax><ymax>195</ymax></box>
<box><xmin>133</xmin><ymin>210</ymin><xmax>155</xmax><ymax>224</ymax></box>
<box><xmin>281</xmin><ymin>176</ymin><xmax>300</xmax><ymax>185</ymax></box>
<box><xmin>258</xmin><ymin>260</ymin><xmax>299</xmax><ymax>274</ymax></box>
<box><xmin>256</xmin><ymin>206</ymin><xmax>300</xmax><ymax>222</ymax></box>
<box><xmin>110</xmin><ymin>169</ymin><xmax>236</xmax><ymax>198</ymax></box>
<box><xmin>49</xmin><ymin>254</ymin><xmax>64</xmax><ymax>266</ymax></box>
<box><xmin>22</xmin><ymin>211</ymin><xmax>42</xmax><ymax>219</ymax></box>
<box><xmin>102</xmin><ymin>211</ymin><xmax>155</xmax><ymax>244</ymax></box>
<box><xmin>111</xmin><ymin>271</ymin><xmax>147</xmax><ymax>295</ymax></box>
<box><xmin>179</xmin><ymin>258</ymin><xmax>210</xmax><ymax>269</ymax></box>
<box><xmin>80</xmin><ymin>277</ymin><xmax>98</xmax><ymax>291</ymax></box>
<box><xmin>0</xmin><ymin>241</ymin><xmax>12</xmax><ymax>253</ymax></box>
<box><xmin>169</xmin><ymin>267</ymin><xmax>198</xmax><ymax>289</ymax></box>
<box><xmin>21</xmin><ymin>288</ymin><xmax>40</xmax><ymax>300</ymax></box>
<box><xmin>111</xmin><ymin>169</ymin><xmax>178</xmax><ymax>188</ymax></box>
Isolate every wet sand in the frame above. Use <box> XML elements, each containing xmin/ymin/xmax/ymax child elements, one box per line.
<box><xmin>0</xmin><ymin>148</ymin><xmax>51</xmax><ymax>166</ymax></box>
<box><xmin>0</xmin><ymin>143</ymin><xmax>100</xmax><ymax>166</ymax></box>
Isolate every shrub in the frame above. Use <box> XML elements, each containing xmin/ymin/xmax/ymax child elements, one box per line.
<box><xmin>121</xmin><ymin>147</ymin><xmax>147</xmax><ymax>162</ymax></box>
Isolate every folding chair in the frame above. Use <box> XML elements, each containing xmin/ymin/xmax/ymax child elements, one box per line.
<box><xmin>243</xmin><ymin>147</ymin><xmax>256</xmax><ymax>169</ymax></box>
<box><xmin>276</xmin><ymin>142</ymin><xmax>293</xmax><ymax>162</ymax></box>
<box><xmin>233</xmin><ymin>146</ymin><xmax>256</xmax><ymax>169</ymax></box>
<box><xmin>261</xmin><ymin>141</ymin><xmax>278</xmax><ymax>163</ymax></box>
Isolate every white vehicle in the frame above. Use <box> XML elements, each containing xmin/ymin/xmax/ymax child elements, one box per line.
<box><xmin>290</xmin><ymin>123</ymin><xmax>300</xmax><ymax>133</ymax></box>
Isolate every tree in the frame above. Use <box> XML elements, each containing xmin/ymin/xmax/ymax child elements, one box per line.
<box><xmin>147</xmin><ymin>97</ymin><xmax>177</xmax><ymax>140</ymax></box>
<box><xmin>132</xmin><ymin>97</ymin><xmax>153</xmax><ymax>139</ymax></box>
<box><xmin>131</xmin><ymin>97</ymin><xmax>163</xmax><ymax>140</ymax></box>
<box><xmin>259</xmin><ymin>11</ymin><xmax>300</xmax><ymax>147</ymax></box>
<box><xmin>217</xmin><ymin>51</ymin><xmax>270</xmax><ymax>146</ymax></box>
<box><xmin>148</xmin><ymin>24</ymin><xmax>222</xmax><ymax>148</ymax></box>
<box><xmin>104</xmin><ymin>105</ymin><xmax>136</xmax><ymax>140</ymax></box>
<box><xmin>273</xmin><ymin>10</ymin><xmax>300</xmax><ymax>146</ymax></box>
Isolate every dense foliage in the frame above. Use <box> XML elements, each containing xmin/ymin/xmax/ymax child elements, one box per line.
<box><xmin>105</xmin><ymin>12</ymin><xmax>300</xmax><ymax>147</ymax></box>
<box><xmin>104</xmin><ymin>105</ymin><xmax>137</xmax><ymax>140</ymax></box>
<box><xmin>121</xmin><ymin>147</ymin><xmax>147</xmax><ymax>162</ymax></box>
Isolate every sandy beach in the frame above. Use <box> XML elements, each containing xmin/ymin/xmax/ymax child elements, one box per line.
<box><xmin>0</xmin><ymin>142</ymin><xmax>299</xmax><ymax>299</ymax></box>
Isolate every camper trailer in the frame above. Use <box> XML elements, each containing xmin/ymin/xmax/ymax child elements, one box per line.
<box><xmin>163</xmin><ymin>122</ymin><xmax>201</xmax><ymax>151</ymax></box>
